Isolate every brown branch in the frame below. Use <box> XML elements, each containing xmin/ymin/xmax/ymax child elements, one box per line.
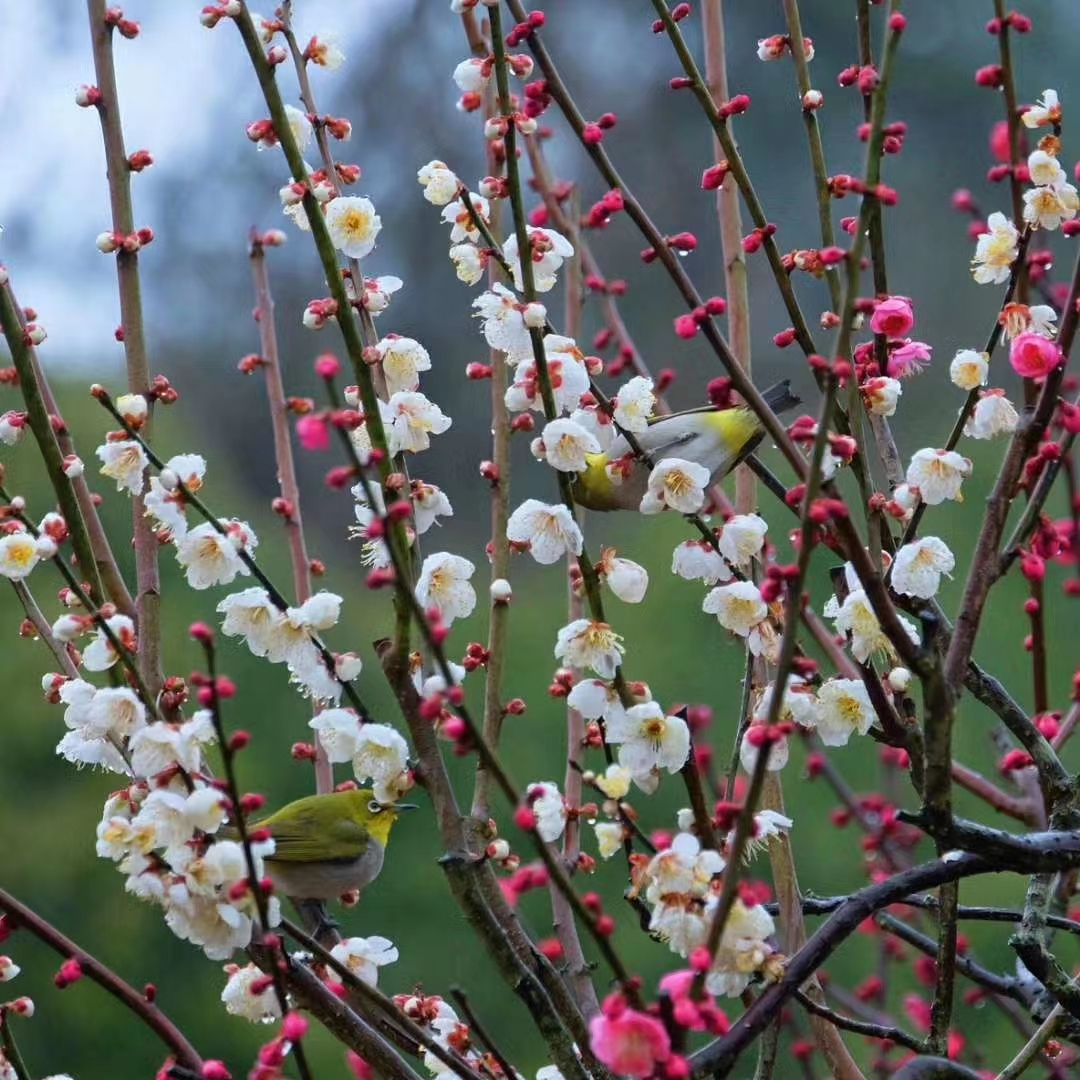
<box><xmin>0</xmin><ymin>886</ymin><xmax>202</xmax><ymax>1070</ymax></box>
<box><xmin>86</xmin><ymin>0</ymin><xmax>162</xmax><ymax>699</ymax></box>
<box><xmin>248</xmin><ymin>236</ymin><xmax>331</xmax><ymax>793</ymax></box>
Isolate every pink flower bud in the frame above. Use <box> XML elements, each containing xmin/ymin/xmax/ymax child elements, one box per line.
<box><xmin>282</xmin><ymin>1012</ymin><xmax>309</xmax><ymax>1041</ymax></box>
<box><xmin>673</xmin><ymin>314</ymin><xmax>698</xmax><ymax>340</ymax></box>
<box><xmin>314</xmin><ymin>353</ymin><xmax>341</xmax><ymax>379</ymax></box>
<box><xmin>296</xmin><ymin>414</ymin><xmax>330</xmax><ymax>452</ymax></box>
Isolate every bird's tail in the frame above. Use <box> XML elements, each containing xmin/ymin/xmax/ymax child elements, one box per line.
<box><xmin>761</xmin><ymin>379</ymin><xmax>800</xmax><ymax>415</ymax></box>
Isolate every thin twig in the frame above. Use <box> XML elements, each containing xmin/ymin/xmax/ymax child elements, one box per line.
<box><xmin>0</xmin><ymin>886</ymin><xmax>203</xmax><ymax>1070</ymax></box>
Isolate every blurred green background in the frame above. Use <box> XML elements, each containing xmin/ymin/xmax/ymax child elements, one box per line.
<box><xmin>1</xmin><ymin>2</ymin><xmax>1079</xmax><ymax>1078</ymax></box>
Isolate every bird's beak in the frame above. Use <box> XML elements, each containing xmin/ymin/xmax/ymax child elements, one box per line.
<box><xmin>394</xmin><ymin>803</ymin><xmax>420</xmax><ymax>812</ymax></box>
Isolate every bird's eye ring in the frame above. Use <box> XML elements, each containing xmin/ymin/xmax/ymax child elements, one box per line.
<box><xmin>368</xmin><ymin>799</ymin><xmax>383</xmax><ymax>814</ymax></box>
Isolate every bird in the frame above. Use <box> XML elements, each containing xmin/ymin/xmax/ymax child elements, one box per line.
<box><xmin>571</xmin><ymin>380</ymin><xmax>801</xmax><ymax>512</ymax></box>
<box><xmin>246</xmin><ymin>788</ymin><xmax>417</xmax><ymax>942</ymax></box>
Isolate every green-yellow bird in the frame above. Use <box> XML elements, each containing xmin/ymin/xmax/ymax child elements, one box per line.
<box><xmin>248</xmin><ymin>789</ymin><xmax>416</xmax><ymax>940</ymax></box>
<box><xmin>571</xmin><ymin>380</ymin><xmax>800</xmax><ymax>511</ymax></box>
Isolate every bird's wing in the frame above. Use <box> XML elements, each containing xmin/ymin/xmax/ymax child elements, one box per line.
<box><xmin>263</xmin><ymin>803</ymin><xmax>372</xmax><ymax>863</ymax></box>
<box><xmin>606</xmin><ymin>420</ymin><xmax>703</xmax><ymax>461</ymax></box>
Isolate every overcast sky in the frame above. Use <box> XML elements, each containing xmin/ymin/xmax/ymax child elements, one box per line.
<box><xmin>0</xmin><ymin>3</ymin><xmax>391</xmax><ymax>361</ymax></box>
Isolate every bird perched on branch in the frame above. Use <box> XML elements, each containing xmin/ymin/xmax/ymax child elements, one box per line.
<box><xmin>571</xmin><ymin>380</ymin><xmax>800</xmax><ymax>512</ymax></box>
<box><xmin>246</xmin><ymin>788</ymin><xmax>417</xmax><ymax>942</ymax></box>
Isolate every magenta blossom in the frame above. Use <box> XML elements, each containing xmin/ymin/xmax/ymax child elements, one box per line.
<box><xmin>296</xmin><ymin>414</ymin><xmax>330</xmax><ymax>451</ymax></box>
<box><xmin>886</xmin><ymin>339</ymin><xmax>933</xmax><ymax>378</ymax></box>
<box><xmin>659</xmin><ymin>970</ymin><xmax>730</xmax><ymax>1035</ymax></box>
<box><xmin>1009</xmin><ymin>331</ymin><xmax>1062</xmax><ymax>379</ymax></box>
<box><xmin>870</xmin><ymin>295</ymin><xmax>914</xmax><ymax>339</ymax></box>
<box><xmin>589</xmin><ymin>993</ymin><xmax>671</xmax><ymax>1079</ymax></box>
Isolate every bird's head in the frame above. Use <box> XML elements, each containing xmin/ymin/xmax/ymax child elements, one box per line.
<box><xmin>342</xmin><ymin>788</ymin><xmax>418</xmax><ymax>846</ymax></box>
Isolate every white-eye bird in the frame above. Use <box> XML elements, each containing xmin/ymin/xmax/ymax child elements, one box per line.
<box><xmin>571</xmin><ymin>380</ymin><xmax>800</xmax><ymax>512</ymax></box>
<box><xmin>248</xmin><ymin>788</ymin><xmax>416</xmax><ymax>941</ymax></box>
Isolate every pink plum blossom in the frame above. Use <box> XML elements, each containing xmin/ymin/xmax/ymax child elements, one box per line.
<box><xmin>589</xmin><ymin>993</ymin><xmax>671</xmax><ymax>1079</ymax></box>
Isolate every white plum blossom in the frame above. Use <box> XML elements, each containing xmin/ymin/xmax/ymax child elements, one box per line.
<box><xmin>1028</xmin><ymin>149</ymin><xmax>1067</xmax><ymax>188</ymax></box>
<box><xmin>325</xmin><ymin>195</ymin><xmax>381</xmax><ymax>258</ymax></box>
<box><xmin>703</xmin><ymin>581</ymin><xmax>768</xmax><ymax>637</ymax></box>
<box><xmin>376</xmin><ymin>336</ymin><xmax>432</xmax><ymax>395</ymax></box>
<box><xmin>441</xmin><ymin>193</ymin><xmax>490</xmax><ymax>243</ymax></box>
<box><xmin>554</xmin><ymin>619</ymin><xmax>624</xmax><ymax>679</ymax></box>
<box><xmin>671</xmin><ymin>539</ymin><xmax>731</xmax><ymax>585</ymax></box>
<box><xmin>640</xmin><ymin>458</ymin><xmax>710</xmax><ymax>515</ymax></box>
<box><xmin>96</xmin><ymin>439</ymin><xmax>149</xmax><ymax>495</ymax></box>
<box><xmin>82</xmin><ymin>613</ymin><xmax>137</xmax><ymax>673</ymax></box>
<box><xmin>222</xmin><ymin>962</ymin><xmax>281</xmax><ymax>1023</ymax></box>
<box><xmin>815</xmin><ymin>678</ymin><xmax>876</xmax><ymax>747</ymax></box>
<box><xmin>965</xmin><ymin>391</ymin><xmax>1019</xmax><ymax>439</ymax></box>
<box><xmin>739</xmin><ymin>724</ymin><xmax>789</xmax><ymax>774</ymax></box>
<box><xmin>1022</xmin><ymin>89</ymin><xmax>1061</xmax><ymax>128</ymax></box>
<box><xmin>505</xmin><ymin>342</ymin><xmax>589</xmax><ymax>415</ymax></box>
<box><xmin>416</xmin><ymin>552</ymin><xmax>476</xmax><ymax>627</ymax></box>
<box><xmin>717</xmin><ymin>514</ymin><xmax>768</xmax><ymax>568</ymax></box>
<box><xmin>536</xmin><ymin>418</ymin><xmax>601</xmax><ymax>472</ymax></box>
<box><xmin>145</xmin><ymin>453</ymin><xmax>206</xmax><ymax>539</ymax></box>
<box><xmin>704</xmin><ymin>900</ymin><xmax>776</xmax><ymax>997</ymax></box>
<box><xmin>217</xmin><ymin>587</ymin><xmax>282</xmax><ymax>658</ymax></box>
<box><xmin>503</xmin><ymin>226</ymin><xmax>574</xmax><ymax>293</ymax></box>
<box><xmin>417</xmin><ymin>160</ymin><xmax>460</xmax><ymax>206</ymax></box>
<box><xmin>862</xmin><ymin>376</ymin><xmax>902</xmax><ymax>417</ymax></box>
<box><xmin>507</xmin><ymin>499</ymin><xmax>583</xmax><ymax>564</ymax></box>
<box><xmin>825</xmin><ymin>587</ymin><xmax>918</xmax><ymax>664</ymax></box>
<box><xmin>605</xmin><ymin>702</ymin><xmax>690</xmax><ymax>785</ymax></box>
<box><xmin>742</xmin><ymin>809</ymin><xmax>794</xmax><ymax>859</ymax></box>
<box><xmin>473</xmin><ymin>284</ymin><xmax>532</xmax><ymax>357</ymax></box>
<box><xmin>642</xmin><ymin>833</ymin><xmax>724</xmax><ymax>957</ymax></box>
<box><xmin>566</xmin><ymin>679</ymin><xmax>625</xmax><ymax>725</ymax></box>
<box><xmin>971</xmin><ymin>211</ymin><xmax>1020</xmax><ymax>285</ymax></box>
<box><xmin>57</xmin><ymin>682</ymin><xmax>145</xmax><ymax>771</ymax></box>
<box><xmin>594</xmin><ymin>763</ymin><xmax>633</xmax><ymax>799</ymax></box>
<box><xmin>1023</xmin><ymin>183</ymin><xmax>1079</xmax><ymax>230</ymax></box>
<box><xmin>115</xmin><ymin>393</ymin><xmax>148</xmax><ymax>426</ymax></box>
<box><xmin>359</xmin><ymin>275</ymin><xmax>404</xmax><ymax>315</ymax></box>
<box><xmin>379</xmin><ymin>392</ymin><xmax>452</xmax><ymax>455</ymax></box>
<box><xmin>906</xmin><ymin>448</ymin><xmax>972</xmax><ymax>505</ymax></box>
<box><xmin>449</xmin><ymin>243</ymin><xmax>485</xmax><ymax>285</ymax></box>
<box><xmin>891</xmin><ymin>537</ymin><xmax>955</xmax><ymax>599</ymax></box>
<box><xmin>411</xmin><ymin>483</ymin><xmax>453</xmax><ymax>533</ymax></box>
<box><xmin>756</xmin><ymin>676</ymin><xmax>821</xmax><ymax>730</ymax></box>
<box><xmin>570</xmin><ymin>405</ymin><xmax>616</xmax><ymax>453</ymax></box>
<box><xmin>0</xmin><ymin>532</ymin><xmax>40</xmax><ymax>580</ymax></box>
<box><xmin>599</xmin><ymin>549</ymin><xmax>649</xmax><ymax>604</ymax></box>
<box><xmin>130</xmin><ymin>711</ymin><xmax>216</xmax><ymax>776</ymax></box>
<box><xmin>309</xmin><ymin>708</ymin><xmax>363</xmax><ymax>763</ymax></box>
<box><xmin>351</xmin><ymin>725</ymin><xmax>411</xmax><ymax>805</ymax></box>
<box><xmin>330</xmin><ymin>936</ymin><xmax>399</xmax><ymax>987</ymax></box>
<box><xmin>1002</xmin><ymin>303</ymin><xmax>1058</xmax><ymax>341</ymax></box>
<box><xmin>643</xmin><ymin>832</ymin><xmax>724</xmax><ymax>905</ymax></box>
<box><xmin>412</xmin><ymin>660</ymin><xmax>466</xmax><ymax>701</ymax></box>
<box><xmin>594</xmin><ymin>822</ymin><xmax>625</xmax><ymax>859</ymax></box>
<box><xmin>528</xmin><ymin>782</ymin><xmax>567</xmax><ymax>842</ymax></box>
<box><xmin>283</xmin><ymin>104</ymin><xmax>313</xmax><ymax>151</ymax></box>
<box><xmin>306</xmin><ymin>33</ymin><xmax>344</xmax><ymax>69</ymax></box>
<box><xmin>949</xmin><ymin>349</ymin><xmax>989</xmax><ymax>390</ymax></box>
<box><xmin>175</xmin><ymin>521</ymin><xmax>256</xmax><ymax>590</ymax></box>
<box><xmin>0</xmin><ymin>411</ymin><xmax>26</xmax><ymax>446</ymax></box>
<box><xmin>612</xmin><ymin>376</ymin><xmax>655</xmax><ymax>433</ymax></box>
<box><xmin>452</xmin><ymin>57</ymin><xmax>491</xmax><ymax>94</ymax></box>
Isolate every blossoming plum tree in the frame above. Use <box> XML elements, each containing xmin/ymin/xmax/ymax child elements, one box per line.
<box><xmin>1</xmin><ymin>2</ymin><xmax>1080</xmax><ymax>1079</ymax></box>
